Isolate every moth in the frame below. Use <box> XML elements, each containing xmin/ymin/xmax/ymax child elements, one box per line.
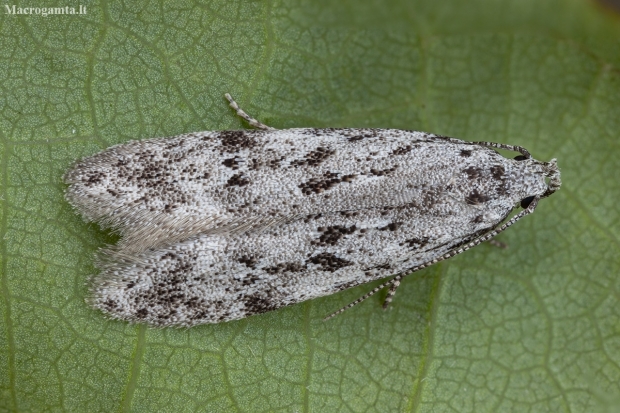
<box><xmin>64</xmin><ymin>94</ymin><xmax>561</xmax><ymax>327</ymax></box>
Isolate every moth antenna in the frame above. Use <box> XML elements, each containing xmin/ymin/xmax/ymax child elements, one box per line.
<box><xmin>470</xmin><ymin>141</ymin><xmax>532</xmax><ymax>159</ymax></box>
<box><xmin>324</xmin><ymin>196</ymin><xmax>540</xmax><ymax>321</ymax></box>
<box><xmin>224</xmin><ymin>93</ymin><xmax>276</xmax><ymax>131</ymax></box>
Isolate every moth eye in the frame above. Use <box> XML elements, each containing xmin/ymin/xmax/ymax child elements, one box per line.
<box><xmin>514</xmin><ymin>155</ymin><xmax>528</xmax><ymax>161</ymax></box>
<box><xmin>520</xmin><ymin>196</ymin><xmax>535</xmax><ymax>209</ymax></box>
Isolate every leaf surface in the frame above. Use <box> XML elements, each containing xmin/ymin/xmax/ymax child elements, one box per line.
<box><xmin>1</xmin><ymin>0</ymin><xmax>619</xmax><ymax>411</ymax></box>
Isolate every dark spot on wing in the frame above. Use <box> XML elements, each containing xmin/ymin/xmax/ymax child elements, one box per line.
<box><xmin>314</xmin><ymin>225</ymin><xmax>357</xmax><ymax>246</ymax></box>
<box><xmin>223</xmin><ymin>157</ymin><xmax>241</xmax><ymax>169</ymax></box>
<box><xmin>392</xmin><ymin>145</ymin><xmax>413</xmax><ymax>155</ymax></box>
<box><xmin>466</xmin><ymin>189</ymin><xmax>490</xmax><ymax>205</ymax></box>
<box><xmin>307</xmin><ymin>252</ymin><xmax>353</xmax><ymax>272</ymax></box>
<box><xmin>263</xmin><ymin>262</ymin><xmax>305</xmax><ymax>274</ymax></box>
<box><xmin>490</xmin><ymin>165</ymin><xmax>505</xmax><ymax>180</ymax></box>
<box><xmin>347</xmin><ymin>129</ymin><xmax>379</xmax><ymax>142</ymax></box>
<box><xmin>218</xmin><ymin>130</ymin><xmax>257</xmax><ymax>152</ymax></box>
<box><xmin>370</xmin><ymin>166</ymin><xmax>397</xmax><ymax>176</ymax></box>
<box><xmin>400</xmin><ymin>237</ymin><xmax>430</xmax><ymax>249</ymax></box>
<box><xmin>496</xmin><ymin>184</ymin><xmax>508</xmax><ymax>195</ymax></box>
<box><xmin>242</xmin><ymin>294</ymin><xmax>278</xmax><ymax>315</ymax></box>
<box><xmin>302</xmin><ymin>213</ymin><xmax>324</xmax><ymax>223</ymax></box>
<box><xmin>298</xmin><ymin>172</ymin><xmax>356</xmax><ymax>195</ymax></box>
<box><xmin>471</xmin><ymin>214</ymin><xmax>484</xmax><ymax>224</ymax></box>
<box><xmin>103</xmin><ymin>298</ymin><xmax>118</xmax><ymax>310</ymax></box>
<box><xmin>237</xmin><ymin>256</ymin><xmax>258</xmax><ymax>269</ymax></box>
<box><xmin>491</xmin><ymin>165</ymin><xmax>508</xmax><ymax>194</ymax></box>
<box><xmin>249</xmin><ymin>158</ymin><xmax>262</xmax><ymax>170</ymax></box>
<box><xmin>379</xmin><ymin>222</ymin><xmax>402</xmax><ymax>231</ymax></box>
<box><xmin>290</xmin><ymin>147</ymin><xmax>335</xmax><ymax>167</ymax></box>
<box><xmin>267</xmin><ymin>157</ymin><xmax>284</xmax><ymax>169</ymax></box>
<box><xmin>242</xmin><ymin>274</ymin><xmax>261</xmax><ymax>286</ymax></box>
<box><xmin>303</xmin><ymin>128</ymin><xmax>343</xmax><ymax>137</ymax></box>
<box><xmin>84</xmin><ymin>171</ymin><xmax>104</xmax><ymax>186</ymax></box>
<box><xmin>426</xmin><ymin>134</ymin><xmax>452</xmax><ymax>142</ymax></box>
<box><xmin>460</xmin><ymin>149</ymin><xmax>472</xmax><ymax>157</ymax></box>
<box><xmin>463</xmin><ymin>166</ymin><xmax>482</xmax><ymax>180</ymax></box>
<box><xmin>136</xmin><ymin>308</ymin><xmax>149</xmax><ymax>318</ymax></box>
<box><xmin>226</xmin><ymin>173</ymin><xmax>250</xmax><ymax>187</ymax></box>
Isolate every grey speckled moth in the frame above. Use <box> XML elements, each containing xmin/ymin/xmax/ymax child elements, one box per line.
<box><xmin>64</xmin><ymin>94</ymin><xmax>561</xmax><ymax>327</ymax></box>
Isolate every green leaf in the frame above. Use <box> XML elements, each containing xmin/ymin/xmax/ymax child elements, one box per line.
<box><xmin>1</xmin><ymin>0</ymin><xmax>620</xmax><ymax>411</ymax></box>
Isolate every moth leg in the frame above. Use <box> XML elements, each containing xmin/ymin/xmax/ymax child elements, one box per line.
<box><xmin>224</xmin><ymin>93</ymin><xmax>276</xmax><ymax>131</ymax></box>
<box><xmin>323</xmin><ymin>277</ymin><xmax>399</xmax><ymax>321</ymax></box>
<box><xmin>470</xmin><ymin>141</ymin><xmax>531</xmax><ymax>159</ymax></box>
<box><xmin>382</xmin><ymin>275</ymin><xmax>403</xmax><ymax>309</ymax></box>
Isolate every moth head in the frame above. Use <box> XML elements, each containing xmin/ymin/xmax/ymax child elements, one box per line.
<box><xmin>541</xmin><ymin>158</ymin><xmax>561</xmax><ymax>198</ymax></box>
<box><xmin>512</xmin><ymin>156</ymin><xmax>561</xmax><ymax>210</ymax></box>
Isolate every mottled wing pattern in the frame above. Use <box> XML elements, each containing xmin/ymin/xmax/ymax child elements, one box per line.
<box><xmin>64</xmin><ymin>129</ymin><xmax>554</xmax><ymax>326</ymax></box>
